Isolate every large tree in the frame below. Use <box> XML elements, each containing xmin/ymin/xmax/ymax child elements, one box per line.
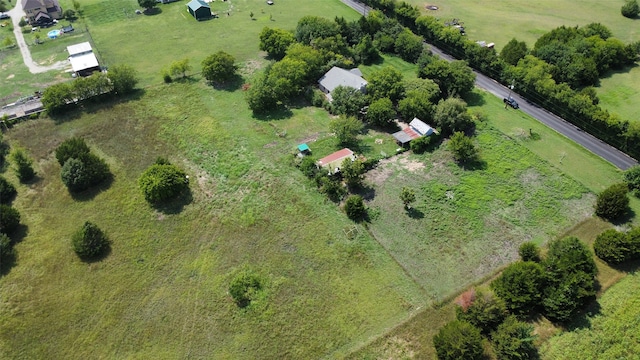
<box><xmin>295</xmin><ymin>15</ymin><xmax>339</xmax><ymax>44</ymax></box>
<box><xmin>433</xmin><ymin>98</ymin><xmax>474</xmax><ymax>136</ymax></box>
<box><xmin>491</xmin><ymin>316</ymin><xmax>538</xmax><ymax>360</ymax></box>
<box><xmin>366</xmin><ymin>66</ymin><xmax>405</xmax><ymax>102</ymax></box>
<box><xmin>108</xmin><ymin>64</ymin><xmax>138</xmax><ymax>95</ymax></box>
<box><xmin>433</xmin><ymin>321</ymin><xmax>484</xmax><ymax>360</ymax></box>
<box><xmin>595</xmin><ymin>183</ymin><xmax>630</xmax><ymax>221</ymax></box>
<box><xmin>329</xmin><ymin>116</ymin><xmax>363</xmax><ymax>146</ymax></box>
<box><xmin>500</xmin><ymin>38</ymin><xmax>529</xmax><ymax>66</ymax></box>
<box><xmin>366</xmin><ymin>97</ymin><xmax>395</xmax><ymax>127</ymax></box>
<box><xmin>491</xmin><ymin>261</ymin><xmax>546</xmax><ymax>315</ymax></box>
<box><xmin>330</xmin><ymin>86</ymin><xmax>368</xmax><ymax>117</ymax></box>
<box><xmin>394</xmin><ymin>29</ymin><xmax>423</xmax><ymax>63</ymax></box>
<box><xmin>138</xmin><ymin>0</ymin><xmax>156</xmax><ymax>11</ymax></box>
<box><xmin>202</xmin><ymin>51</ymin><xmax>238</xmax><ymax>84</ymax></box>
<box><xmin>419</xmin><ymin>59</ymin><xmax>475</xmax><ymax>98</ymax></box>
<box><xmin>259</xmin><ymin>27</ymin><xmax>295</xmax><ymax>60</ymax></box>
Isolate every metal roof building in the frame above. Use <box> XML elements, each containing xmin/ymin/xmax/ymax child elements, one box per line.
<box><xmin>317</xmin><ymin>148</ymin><xmax>355</xmax><ymax>174</ymax></box>
<box><xmin>318</xmin><ymin>67</ymin><xmax>367</xmax><ymax>101</ymax></box>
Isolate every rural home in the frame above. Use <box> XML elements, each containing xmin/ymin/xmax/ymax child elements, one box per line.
<box><xmin>22</xmin><ymin>0</ymin><xmax>62</xmax><ymax>24</ymax></box>
<box><xmin>186</xmin><ymin>0</ymin><xmax>211</xmax><ymax>21</ymax></box>
<box><xmin>392</xmin><ymin>118</ymin><xmax>434</xmax><ymax>147</ymax></box>
<box><xmin>318</xmin><ymin>67</ymin><xmax>367</xmax><ymax>101</ymax></box>
<box><xmin>317</xmin><ymin>148</ymin><xmax>355</xmax><ymax>174</ymax></box>
<box><xmin>67</xmin><ymin>42</ymin><xmax>100</xmax><ymax>77</ymax></box>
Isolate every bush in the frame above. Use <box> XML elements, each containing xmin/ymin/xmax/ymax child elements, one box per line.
<box><xmin>456</xmin><ymin>291</ymin><xmax>507</xmax><ymax>335</ymax></box>
<box><xmin>624</xmin><ymin>165</ymin><xmax>640</xmax><ymax>196</ymax></box>
<box><xmin>72</xmin><ymin>221</ymin><xmax>109</xmax><ymax>259</ymax></box>
<box><xmin>139</xmin><ymin>163</ymin><xmax>188</xmax><ymax>203</ymax></box>
<box><xmin>545</xmin><ymin>236</ymin><xmax>598</xmax><ymax>279</ymax></box>
<box><xmin>410</xmin><ymin>134</ymin><xmax>432</xmax><ymax>153</ymax></box>
<box><xmin>316</xmin><ymin>175</ymin><xmax>346</xmax><ymax>202</ymax></box>
<box><xmin>18</xmin><ymin>18</ymin><xmax>27</xmax><ymax>27</ymax></box>
<box><xmin>344</xmin><ymin>195</ymin><xmax>366</xmax><ymax>221</ymax></box>
<box><xmin>448</xmin><ymin>131</ymin><xmax>478</xmax><ymax>164</ymax></box>
<box><xmin>298</xmin><ymin>156</ymin><xmax>318</xmax><ymax>178</ymax></box>
<box><xmin>622</xmin><ymin>0</ymin><xmax>640</xmax><ymax>18</ymax></box>
<box><xmin>0</xmin><ymin>205</ymin><xmax>20</xmax><ymax>235</ymax></box>
<box><xmin>108</xmin><ymin>64</ymin><xmax>139</xmax><ymax>95</ymax></box>
<box><xmin>61</xmin><ymin>154</ymin><xmax>110</xmax><ymax>192</ymax></box>
<box><xmin>63</xmin><ymin>9</ymin><xmax>77</xmax><ymax>20</ymax></box>
<box><xmin>490</xmin><ymin>261</ymin><xmax>546</xmax><ymax>316</ymax></box>
<box><xmin>10</xmin><ymin>148</ymin><xmax>35</xmax><ymax>183</ymax></box>
<box><xmin>55</xmin><ymin>137</ymin><xmax>90</xmax><ymax>166</ymax></box>
<box><xmin>433</xmin><ymin>320</ymin><xmax>484</xmax><ymax>360</ymax></box>
<box><xmin>491</xmin><ymin>316</ymin><xmax>537</xmax><ymax>359</ymax></box>
<box><xmin>0</xmin><ymin>176</ymin><xmax>17</xmax><ymax>204</ymax></box>
<box><xmin>594</xmin><ymin>229</ymin><xmax>633</xmax><ymax>264</ymax></box>
<box><xmin>543</xmin><ymin>271</ymin><xmax>595</xmax><ymax>322</ymax></box>
<box><xmin>595</xmin><ymin>183</ymin><xmax>630</xmax><ymax>221</ymax></box>
<box><xmin>229</xmin><ymin>271</ymin><xmax>262</xmax><ymax>308</ymax></box>
<box><xmin>518</xmin><ymin>242</ymin><xmax>541</xmax><ymax>262</ymax></box>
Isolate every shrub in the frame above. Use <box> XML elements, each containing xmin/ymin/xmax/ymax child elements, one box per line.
<box><xmin>595</xmin><ymin>183</ymin><xmax>630</xmax><ymax>221</ymax></box>
<box><xmin>55</xmin><ymin>137</ymin><xmax>90</xmax><ymax>166</ymax></box>
<box><xmin>623</xmin><ymin>165</ymin><xmax>640</xmax><ymax>196</ymax></box>
<box><xmin>545</xmin><ymin>236</ymin><xmax>598</xmax><ymax>279</ymax></box>
<box><xmin>298</xmin><ymin>156</ymin><xmax>318</xmax><ymax>178</ymax></box>
<box><xmin>61</xmin><ymin>154</ymin><xmax>110</xmax><ymax>192</ymax></box>
<box><xmin>456</xmin><ymin>290</ymin><xmax>507</xmax><ymax>335</ymax></box>
<box><xmin>491</xmin><ymin>316</ymin><xmax>537</xmax><ymax>359</ymax></box>
<box><xmin>594</xmin><ymin>229</ymin><xmax>633</xmax><ymax>264</ymax></box>
<box><xmin>201</xmin><ymin>51</ymin><xmax>238</xmax><ymax>84</ymax></box>
<box><xmin>139</xmin><ymin>163</ymin><xmax>188</xmax><ymax>203</ymax></box>
<box><xmin>229</xmin><ymin>271</ymin><xmax>262</xmax><ymax>308</ymax></box>
<box><xmin>0</xmin><ymin>205</ymin><xmax>20</xmax><ymax>235</ymax></box>
<box><xmin>108</xmin><ymin>64</ymin><xmax>139</xmax><ymax>95</ymax></box>
<box><xmin>490</xmin><ymin>261</ymin><xmax>546</xmax><ymax>316</ymax></box>
<box><xmin>63</xmin><ymin>9</ymin><xmax>76</xmax><ymax>20</ymax></box>
<box><xmin>316</xmin><ymin>175</ymin><xmax>346</xmax><ymax>202</ymax></box>
<box><xmin>10</xmin><ymin>148</ymin><xmax>35</xmax><ymax>183</ymax></box>
<box><xmin>622</xmin><ymin>0</ymin><xmax>640</xmax><ymax>18</ymax></box>
<box><xmin>410</xmin><ymin>135</ymin><xmax>432</xmax><ymax>153</ymax></box>
<box><xmin>448</xmin><ymin>131</ymin><xmax>478</xmax><ymax>164</ymax></box>
<box><xmin>433</xmin><ymin>320</ymin><xmax>484</xmax><ymax>360</ymax></box>
<box><xmin>344</xmin><ymin>195</ymin><xmax>366</xmax><ymax>221</ymax></box>
<box><xmin>72</xmin><ymin>221</ymin><xmax>109</xmax><ymax>259</ymax></box>
<box><xmin>518</xmin><ymin>242</ymin><xmax>541</xmax><ymax>262</ymax></box>
<box><xmin>18</xmin><ymin>18</ymin><xmax>27</xmax><ymax>27</ymax></box>
<box><xmin>400</xmin><ymin>186</ymin><xmax>416</xmax><ymax>209</ymax></box>
<box><xmin>543</xmin><ymin>271</ymin><xmax>596</xmax><ymax>322</ymax></box>
<box><xmin>0</xmin><ymin>176</ymin><xmax>17</xmax><ymax>204</ymax></box>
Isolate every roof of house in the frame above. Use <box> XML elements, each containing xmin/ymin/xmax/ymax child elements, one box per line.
<box><xmin>69</xmin><ymin>52</ymin><xmax>99</xmax><ymax>73</ymax></box>
<box><xmin>409</xmin><ymin>118</ymin><xmax>434</xmax><ymax>136</ymax></box>
<box><xmin>187</xmin><ymin>0</ymin><xmax>209</xmax><ymax>10</ymax></box>
<box><xmin>318</xmin><ymin>67</ymin><xmax>367</xmax><ymax>94</ymax></box>
<box><xmin>67</xmin><ymin>42</ymin><xmax>92</xmax><ymax>56</ymax></box>
<box><xmin>317</xmin><ymin>148</ymin><xmax>354</xmax><ymax>167</ymax></box>
<box><xmin>22</xmin><ymin>0</ymin><xmax>44</xmax><ymax>11</ymax></box>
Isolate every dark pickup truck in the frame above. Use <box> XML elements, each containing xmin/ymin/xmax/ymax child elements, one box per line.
<box><xmin>503</xmin><ymin>97</ymin><xmax>519</xmax><ymax>109</ymax></box>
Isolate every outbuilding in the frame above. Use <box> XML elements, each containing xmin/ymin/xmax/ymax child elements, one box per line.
<box><xmin>392</xmin><ymin>118</ymin><xmax>435</xmax><ymax>147</ymax></box>
<box><xmin>186</xmin><ymin>0</ymin><xmax>211</xmax><ymax>21</ymax></box>
<box><xmin>317</xmin><ymin>148</ymin><xmax>355</xmax><ymax>174</ymax></box>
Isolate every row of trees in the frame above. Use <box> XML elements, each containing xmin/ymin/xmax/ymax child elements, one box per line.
<box><xmin>42</xmin><ymin>65</ymin><xmax>138</xmax><ymax>115</ymax></box>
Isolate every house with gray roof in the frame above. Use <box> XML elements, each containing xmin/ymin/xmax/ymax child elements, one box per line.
<box><xmin>21</xmin><ymin>0</ymin><xmax>62</xmax><ymax>24</ymax></box>
<box><xmin>318</xmin><ymin>67</ymin><xmax>367</xmax><ymax>101</ymax></box>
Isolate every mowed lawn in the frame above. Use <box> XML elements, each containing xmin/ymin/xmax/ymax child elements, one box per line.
<box><xmin>0</xmin><ymin>83</ymin><xmax>426</xmax><ymax>358</ymax></box>
<box><xmin>81</xmin><ymin>0</ymin><xmax>359</xmax><ymax>85</ymax></box>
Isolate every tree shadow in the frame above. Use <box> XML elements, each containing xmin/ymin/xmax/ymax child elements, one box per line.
<box><xmin>405</xmin><ymin>207</ymin><xmax>424</xmax><ymax>219</ymax></box>
<box><xmin>209</xmin><ymin>74</ymin><xmax>244</xmax><ymax>92</ymax></box>
<box><xmin>608</xmin><ymin>257</ymin><xmax>640</xmax><ymax>273</ymax></box>
<box><xmin>78</xmin><ymin>243</ymin><xmax>112</xmax><ymax>263</ymax></box>
<box><xmin>20</xmin><ymin>173</ymin><xmax>44</xmax><ymax>187</ymax></box>
<box><xmin>353</xmin><ymin>184</ymin><xmax>376</xmax><ymax>201</ymax></box>
<box><xmin>10</xmin><ymin>224</ymin><xmax>29</xmax><ymax>245</ymax></box>
<box><xmin>151</xmin><ymin>187</ymin><xmax>193</xmax><ymax>214</ymax></box>
<box><xmin>349</xmin><ymin>142</ymin><xmax>372</xmax><ymax>154</ymax></box>
<box><xmin>143</xmin><ymin>7</ymin><xmax>162</xmax><ymax>15</ymax></box>
<box><xmin>459</xmin><ymin>158</ymin><xmax>487</xmax><ymax>171</ymax></box>
<box><xmin>69</xmin><ymin>174</ymin><xmax>114</xmax><ymax>202</ymax></box>
<box><xmin>599</xmin><ymin>63</ymin><xmax>639</xmax><ymax>80</ymax></box>
<box><xmin>464</xmin><ymin>91</ymin><xmax>485</xmax><ymax>106</ymax></box>
<box><xmin>252</xmin><ymin>106</ymin><xmax>293</xmax><ymax>121</ymax></box>
<box><xmin>564</xmin><ymin>299</ymin><xmax>602</xmax><ymax>331</ymax></box>
<box><xmin>0</xmin><ymin>250</ymin><xmax>17</xmax><ymax>277</ymax></box>
<box><xmin>608</xmin><ymin>207</ymin><xmax>636</xmax><ymax>226</ymax></box>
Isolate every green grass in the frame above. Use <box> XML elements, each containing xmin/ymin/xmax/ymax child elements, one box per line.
<box><xmin>0</xmin><ymin>47</ymin><xmax>68</xmax><ymax>102</ymax></box>
<box><xmin>596</xmin><ymin>65</ymin><xmax>640</xmax><ymax>123</ymax></box>
<box><xmin>0</xmin><ymin>82</ymin><xmax>427</xmax><ymax>359</ymax></box>
<box><xmin>359</xmin><ymin>54</ymin><xmax>419</xmax><ymax>80</ymax></box>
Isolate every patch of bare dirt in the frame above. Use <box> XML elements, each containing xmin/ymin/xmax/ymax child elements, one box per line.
<box><xmin>298</xmin><ymin>132</ymin><xmax>321</xmax><ymax>144</ymax></box>
<box><xmin>196</xmin><ymin>172</ymin><xmax>215</xmax><ymax>198</ymax></box>
<box><xmin>6</xmin><ymin>74</ymin><xmax>14</xmax><ymax>79</ymax></box>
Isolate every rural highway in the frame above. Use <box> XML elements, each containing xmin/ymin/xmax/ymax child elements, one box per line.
<box><xmin>341</xmin><ymin>0</ymin><xmax>638</xmax><ymax>170</ymax></box>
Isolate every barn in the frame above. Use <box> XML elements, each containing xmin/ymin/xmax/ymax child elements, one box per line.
<box><xmin>186</xmin><ymin>0</ymin><xmax>211</xmax><ymax>21</ymax></box>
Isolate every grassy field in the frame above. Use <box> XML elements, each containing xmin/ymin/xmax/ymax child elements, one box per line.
<box><xmin>597</xmin><ymin>66</ymin><xmax>640</xmax><ymax>123</ymax></box>
<box><xmin>0</xmin><ymin>82</ymin><xmax>428</xmax><ymax>359</ymax></box>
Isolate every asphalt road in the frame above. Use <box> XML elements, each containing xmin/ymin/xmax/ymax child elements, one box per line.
<box><xmin>427</xmin><ymin>44</ymin><xmax>638</xmax><ymax>170</ymax></box>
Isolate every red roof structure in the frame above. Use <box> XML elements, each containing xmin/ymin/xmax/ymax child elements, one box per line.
<box><xmin>317</xmin><ymin>148</ymin><xmax>355</xmax><ymax>174</ymax></box>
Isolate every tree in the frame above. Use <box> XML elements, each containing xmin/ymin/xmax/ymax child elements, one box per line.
<box><xmin>317</xmin><ymin>175</ymin><xmax>346</xmax><ymax>202</ymax></box>
<box><xmin>0</xmin><ymin>205</ymin><xmax>20</xmax><ymax>235</ymax></box>
<box><xmin>329</xmin><ymin>116</ymin><xmax>363</xmax><ymax>145</ymax></box>
<box><xmin>394</xmin><ymin>29</ymin><xmax>423</xmax><ymax>63</ymax></box>
<box><xmin>202</xmin><ymin>51</ymin><xmax>238</xmax><ymax>84</ymax></box>
<box><xmin>518</xmin><ymin>242</ymin><xmax>541</xmax><ymax>262</ymax></box>
<box><xmin>593</xmin><ymin>229</ymin><xmax>633</xmax><ymax>264</ymax></box>
<box><xmin>72</xmin><ymin>221</ymin><xmax>109</xmax><ymax>259</ymax></box>
<box><xmin>139</xmin><ymin>162</ymin><xmax>189</xmax><ymax>203</ymax></box>
<box><xmin>595</xmin><ymin>183</ymin><xmax>630</xmax><ymax>221</ymax></box>
<box><xmin>366</xmin><ymin>97</ymin><xmax>395</xmax><ymax>127</ymax></box>
<box><xmin>354</xmin><ymin>35</ymin><xmax>380</xmax><ymax>65</ymax></box>
<box><xmin>545</xmin><ymin>236</ymin><xmax>598</xmax><ymax>279</ymax></box>
<box><xmin>433</xmin><ymin>320</ymin><xmax>484</xmax><ymax>360</ymax></box>
<box><xmin>400</xmin><ymin>187</ymin><xmax>416</xmax><ymax>209</ymax></box>
<box><xmin>61</xmin><ymin>154</ymin><xmax>110</xmax><ymax>192</ymax></box>
<box><xmin>410</xmin><ymin>135</ymin><xmax>433</xmax><ymax>154</ymax></box>
<box><xmin>624</xmin><ymin>165</ymin><xmax>640</xmax><ymax>196</ymax></box>
<box><xmin>229</xmin><ymin>270</ymin><xmax>263</xmax><ymax>308</ymax></box>
<box><xmin>490</xmin><ymin>261</ymin><xmax>546</xmax><ymax>315</ymax></box>
<box><xmin>266</xmin><ymin>57</ymin><xmax>308</xmax><ymax>98</ymax></box>
<box><xmin>448</xmin><ymin>132</ymin><xmax>478</xmax><ymax>164</ymax></box>
<box><xmin>55</xmin><ymin>137</ymin><xmax>90</xmax><ymax>166</ymax></box>
<box><xmin>500</xmin><ymin>38</ymin><xmax>529</xmax><ymax>66</ymax></box>
<box><xmin>456</xmin><ymin>291</ymin><xmax>507</xmax><ymax>335</ymax></box>
<box><xmin>108</xmin><ymin>64</ymin><xmax>138</xmax><ymax>95</ymax></box>
<box><xmin>138</xmin><ymin>0</ymin><xmax>156</xmax><ymax>11</ymax></box>
<box><xmin>169</xmin><ymin>59</ymin><xmax>191</xmax><ymax>79</ymax></box>
<box><xmin>298</xmin><ymin>156</ymin><xmax>318</xmax><ymax>178</ymax></box>
<box><xmin>543</xmin><ymin>271</ymin><xmax>596</xmax><ymax>322</ymax></box>
<box><xmin>341</xmin><ymin>158</ymin><xmax>365</xmax><ymax>189</ymax></box>
<box><xmin>0</xmin><ymin>177</ymin><xmax>16</xmax><ymax>204</ymax></box>
<box><xmin>245</xmin><ymin>73</ymin><xmax>278</xmax><ymax>114</ymax></box>
<box><xmin>398</xmin><ymin>91</ymin><xmax>434</xmax><ymax>122</ymax></box>
<box><xmin>10</xmin><ymin>148</ymin><xmax>35</xmax><ymax>183</ymax></box>
<box><xmin>433</xmin><ymin>98</ymin><xmax>474</xmax><ymax>136</ymax></box>
<box><xmin>622</xmin><ymin>0</ymin><xmax>640</xmax><ymax>18</ymax></box>
<box><xmin>366</xmin><ymin>66</ymin><xmax>405</xmax><ymax>102</ymax></box>
<box><xmin>491</xmin><ymin>316</ymin><xmax>538</xmax><ymax>360</ymax></box>
<box><xmin>404</xmin><ymin>77</ymin><xmax>441</xmax><ymax>101</ymax></box>
<box><xmin>42</xmin><ymin>82</ymin><xmax>74</xmax><ymax>115</ymax></box>
<box><xmin>419</xmin><ymin>59</ymin><xmax>476</xmax><ymax>98</ymax></box>
<box><xmin>330</xmin><ymin>86</ymin><xmax>368</xmax><ymax>117</ymax></box>
<box><xmin>295</xmin><ymin>15</ymin><xmax>339</xmax><ymax>44</ymax></box>
<box><xmin>344</xmin><ymin>195</ymin><xmax>366</xmax><ymax>221</ymax></box>
<box><xmin>284</xmin><ymin>44</ymin><xmax>327</xmax><ymax>83</ymax></box>
<box><xmin>63</xmin><ymin>9</ymin><xmax>77</xmax><ymax>20</ymax></box>
<box><xmin>259</xmin><ymin>27</ymin><xmax>295</xmax><ymax>60</ymax></box>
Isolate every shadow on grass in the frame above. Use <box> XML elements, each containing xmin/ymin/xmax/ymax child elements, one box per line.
<box><xmin>353</xmin><ymin>184</ymin><xmax>376</xmax><ymax>201</ymax></box>
<box><xmin>252</xmin><ymin>106</ymin><xmax>293</xmax><ymax>121</ymax></box>
<box><xmin>78</xmin><ymin>244</ymin><xmax>112</xmax><ymax>264</ymax></box>
<box><xmin>143</xmin><ymin>7</ymin><xmax>162</xmax><ymax>15</ymax></box>
<box><xmin>209</xmin><ymin>74</ymin><xmax>244</xmax><ymax>92</ymax></box>
<box><xmin>464</xmin><ymin>91</ymin><xmax>486</xmax><ymax>107</ymax></box>
<box><xmin>151</xmin><ymin>188</ymin><xmax>193</xmax><ymax>214</ymax></box>
<box><xmin>0</xmin><ymin>251</ymin><xmax>17</xmax><ymax>277</ymax></box>
<box><xmin>608</xmin><ymin>207</ymin><xmax>637</xmax><ymax>226</ymax></box>
<box><xmin>69</xmin><ymin>174</ymin><xmax>114</xmax><ymax>202</ymax></box>
<box><xmin>565</xmin><ymin>298</ymin><xmax>602</xmax><ymax>331</ymax></box>
<box><xmin>406</xmin><ymin>207</ymin><xmax>424</xmax><ymax>219</ymax></box>
<box><xmin>599</xmin><ymin>63</ymin><xmax>639</xmax><ymax>80</ymax></box>
<box><xmin>52</xmin><ymin>90</ymin><xmax>147</xmax><ymax>124</ymax></box>
<box><xmin>459</xmin><ymin>158</ymin><xmax>488</xmax><ymax>171</ymax></box>
<box><xmin>608</xmin><ymin>257</ymin><xmax>640</xmax><ymax>273</ymax></box>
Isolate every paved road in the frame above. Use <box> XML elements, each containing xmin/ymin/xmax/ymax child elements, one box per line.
<box><xmin>340</xmin><ymin>0</ymin><xmax>638</xmax><ymax>170</ymax></box>
<box><xmin>427</xmin><ymin>45</ymin><xmax>638</xmax><ymax>170</ymax></box>
<box><xmin>6</xmin><ymin>3</ymin><xmax>69</xmax><ymax>74</ymax></box>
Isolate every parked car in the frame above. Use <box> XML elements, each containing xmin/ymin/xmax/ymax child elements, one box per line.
<box><xmin>0</xmin><ymin>13</ymin><xmax>10</xmax><ymax>20</ymax></box>
<box><xmin>503</xmin><ymin>96</ymin><xmax>519</xmax><ymax>109</ymax></box>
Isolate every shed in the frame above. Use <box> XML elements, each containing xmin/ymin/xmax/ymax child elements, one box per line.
<box><xmin>69</xmin><ymin>52</ymin><xmax>100</xmax><ymax>76</ymax></box>
<box><xmin>317</xmin><ymin>148</ymin><xmax>355</xmax><ymax>174</ymax></box>
<box><xmin>409</xmin><ymin>118</ymin><xmax>434</xmax><ymax>136</ymax></box>
<box><xmin>392</xmin><ymin>118</ymin><xmax>434</xmax><ymax>147</ymax></box>
<box><xmin>67</xmin><ymin>41</ymin><xmax>92</xmax><ymax>56</ymax></box>
<box><xmin>187</xmin><ymin>0</ymin><xmax>211</xmax><ymax>20</ymax></box>
<box><xmin>297</xmin><ymin>143</ymin><xmax>311</xmax><ymax>155</ymax></box>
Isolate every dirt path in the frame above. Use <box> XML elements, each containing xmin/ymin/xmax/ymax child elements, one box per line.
<box><xmin>6</xmin><ymin>3</ymin><xmax>69</xmax><ymax>74</ymax></box>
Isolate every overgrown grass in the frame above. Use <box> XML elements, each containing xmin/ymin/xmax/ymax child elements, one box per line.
<box><xmin>0</xmin><ymin>48</ymin><xmax>68</xmax><ymax>102</ymax></box>
<box><xmin>597</xmin><ymin>65</ymin><xmax>640</xmax><ymax>124</ymax></box>
<box><xmin>0</xmin><ymin>83</ymin><xmax>426</xmax><ymax>358</ymax></box>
